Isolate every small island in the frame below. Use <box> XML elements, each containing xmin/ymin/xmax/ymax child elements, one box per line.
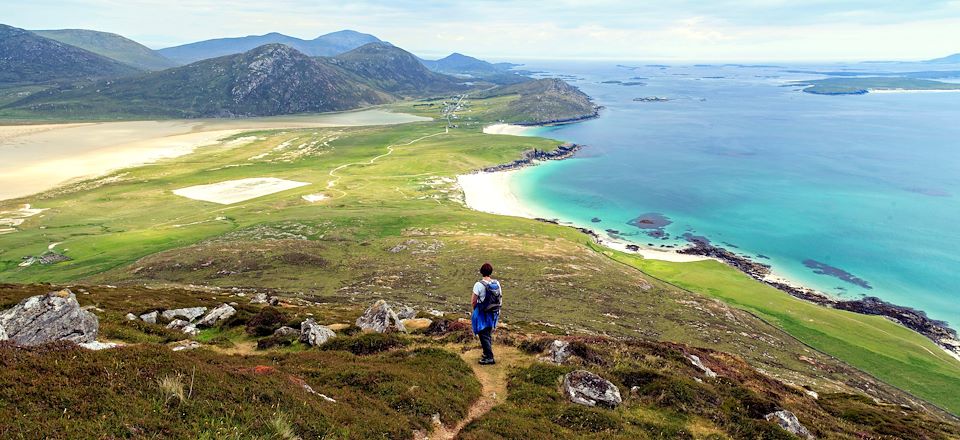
<box><xmin>634</xmin><ymin>96</ymin><xmax>671</xmax><ymax>102</ymax></box>
<box><xmin>797</xmin><ymin>77</ymin><xmax>960</xmax><ymax>95</ymax></box>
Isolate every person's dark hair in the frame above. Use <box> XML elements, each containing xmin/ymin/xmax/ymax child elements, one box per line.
<box><xmin>480</xmin><ymin>263</ymin><xmax>493</xmax><ymax>277</ymax></box>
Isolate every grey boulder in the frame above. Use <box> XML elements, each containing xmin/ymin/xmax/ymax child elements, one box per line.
<box><xmin>394</xmin><ymin>304</ymin><xmax>417</xmax><ymax>320</ymax></box>
<box><xmin>562</xmin><ymin>370</ymin><xmax>622</xmax><ymax>408</ymax></box>
<box><xmin>0</xmin><ymin>290</ymin><xmax>98</xmax><ymax>346</ymax></box>
<box><xmin>542</xmin><ymin>339</ymin><xmax>572</xmax><ymax>364</ymax></box>
<box><xmin>196</xmin><ymin>303</ymin><xmax>236</xmax><ymax>327</ymax></box>
<box><xmin>161</xmin><ymin>307</ymin><xmax>207</xmax><ymax>322</ymax></box>
<box><xmin>765</xmin><ymin>410</ymin><xmax>814</xmax><ymax>439</ymax></box>
<box><xmin>686</xmin><ymin>354</ymin><xmax>718</xmax><ymax>378</ymax></box>
<box><xmin>139</xmin><ymin>311</ymin><xmax>159</xmax><ymax>324</ymax></box>
<box><xmin>356</xmin><ymin>300</ymin><xmax>406</xmax><ymax>333</ymax></box>
<box><xmin>166</xmin><ymin>319</ymin><xmax>199</xmax><ymax>336</ymax></box>
<box><xmin>300</xmin><ymin>319</ymin><xmax>336</xmax><ymax>346</ymax></box>
<box><xmin>274</xmin><ymin>326</ymin><xmax>299</xmax><ymax>338</ymax></box>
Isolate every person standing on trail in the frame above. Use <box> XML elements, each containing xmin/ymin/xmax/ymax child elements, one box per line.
<box><xmin>472</xmin><ymin>262</ymin><xmax>502</xmax><ymax>365</ymax></box>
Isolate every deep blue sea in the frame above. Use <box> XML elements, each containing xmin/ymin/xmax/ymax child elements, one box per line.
<box><xmin>509</xmin><ymin>60</ymin><xmax>960</xmax><ymax>328</ymax></box>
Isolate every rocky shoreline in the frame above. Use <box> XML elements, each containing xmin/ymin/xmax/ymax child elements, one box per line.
<box><xmin>481</xmin><ymin>142</ymin><xmax>584</xmax><ymax>173</ymax></box>
<box><xmin>677</xmin><ymin>240</ymin><xmax>960</xmax><ymax>358</ymax></box>
<box><xmin>512</xmin><ymin>107</ymin><xmax>601</xmax><ymax>127</ymax></box>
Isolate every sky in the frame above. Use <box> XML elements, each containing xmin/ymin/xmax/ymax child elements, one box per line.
<box><xmin>5</xmin><ymin>0</ymin><xmax>960</xmax><ymax>61</ymax></box>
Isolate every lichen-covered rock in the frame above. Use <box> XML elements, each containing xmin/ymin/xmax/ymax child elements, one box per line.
<box><xmin>765</xmin><ymin>410</ymin><xmax>814</xmax><ymax>439</ymax></box>
<box><xmin>196</xmin><ymin>303</ymin><xmax>235</xmax><ymax>327</ymax></box>
<box><xmin>687</xmin><ymin>354</ymin><xmax>718</xmax><ymax>378</ymax></box>
<box><xmin>562</xmin><ymin>370</ymin><xmax>622</xmax><ymax>408</ymax></box>
<box><xmin>0</xmin><ymin>289</ymin><xmax>98</xmax><ymax>346</ymax></box>
<box><xmin>139</xmin><ymin>311</ymin><xmax>158</xmax><ymax>324</ymax></box>
<box><xmin>300</xmin><ymin>319</ymin><xmax>336</xmax><ymax>346</ymax></box>
<box><xmin>161</xmin><ymin>307</ymin><xmax>207</xmax><ymax>322</ymax></box>
<box><xmin>542</xmin><ymin>340</ymin><xmax>572</xmax><ymax>364</ymax></box>
<box><xmin>356</xmin><ymin>300</ymin><xmax>406</xmax><ymax>333</ymax></box>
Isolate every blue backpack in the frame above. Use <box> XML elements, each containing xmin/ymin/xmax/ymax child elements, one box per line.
<box><xmin>478</xmin><ymin>280</ymin><xmax>502</xmax><ymax>312</ymax></box>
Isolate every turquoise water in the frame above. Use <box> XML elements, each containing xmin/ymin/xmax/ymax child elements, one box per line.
<box><xmin>510</xmin><ymin>61</ymin><xmax>960</xmax><ymax>328</ymax></box>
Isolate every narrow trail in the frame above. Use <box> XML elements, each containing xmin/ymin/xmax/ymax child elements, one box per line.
<box><xmin>326</xmin><ymin>127</ymin><xmax>449</xmax><ymax>198</ymax></box>
<box><xmin>428</xmin><ymin>345</ymin><xmax>530</xmax><ymax>440</ymax></box>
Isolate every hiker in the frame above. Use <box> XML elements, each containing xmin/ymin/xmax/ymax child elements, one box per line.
<box><xmin>471</xmin><ymin>262</ymin><xmax>502</xmax><ymax>365</ymax></box>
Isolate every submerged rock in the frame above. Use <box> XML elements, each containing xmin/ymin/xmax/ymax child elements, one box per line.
<box><xmin>161</xmin><ymin>307</ymin><xmax>207</xmax><ymax>322</ymax></box>
<box><xmin>0</xmin><ymin>289</ymin><xmax>98</xmax><ymax>346</ymax></box>
<box><xmin>562</xmin><ymin>370</ymin><xmax>622</xmax><ymax>408</ymax></box>
<box><xmin>196</xmin><ymin>303</ymin><xmax>236</xmax><ymax>327</ymax></box>
<box><xmin>356</xmin><ymin>300</ymin><xmax>406</xmax><ymax>333</ymax></box>
<box><xmin>300</xmin><ymin>319</ymin><xmax>336</xmax><ymax>346</ymax></box>
<box><xmin>765</xmin><ymin>410</ymin><xmax>814</xmax><ymax>439</ymax></box>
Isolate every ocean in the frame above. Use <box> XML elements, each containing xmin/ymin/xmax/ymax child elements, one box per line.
<box><xmin>508</xmin><ymin>60</ymin><xmax>960</xmax><ymax>328</ymax></box>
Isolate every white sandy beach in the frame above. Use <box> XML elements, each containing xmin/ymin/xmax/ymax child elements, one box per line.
<box><xmin>0</xmin><ymin>109</ymin><xmax>429</xmax><ymax>201</ymax></box>
<box><xmin>457</xmin><ymin>170</ymin><xmax>708</xmax><ymax>263</ymax></box>
<box><xmin>482</xmin><ymin>123</ymin><xmax>532</xmax><ymax>136</ymax></box>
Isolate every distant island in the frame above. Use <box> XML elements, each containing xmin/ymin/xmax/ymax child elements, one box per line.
<box><xmin>796</xmin><ymin>77</ymin><xmax>960</xmax><ymax>95</ymax></box>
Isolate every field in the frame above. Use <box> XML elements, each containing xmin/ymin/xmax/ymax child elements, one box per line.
<box><xmin>1</xmin><ymin>93</ymin><xmax>960</xmax><ymax>418</ymax></box>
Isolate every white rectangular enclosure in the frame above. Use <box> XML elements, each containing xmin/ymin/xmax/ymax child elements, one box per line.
<box><xmin>173</xmin><ymin>177</ymin><xmax>309</xmax><ymax>205</ymax></box>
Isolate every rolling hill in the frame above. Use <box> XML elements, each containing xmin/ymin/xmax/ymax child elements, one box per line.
<box><xmin>925</xmin><ymin>52</ymin><xmax>960</xmax><ymax>64</ymax></box>
<box><xmin>328</xmin><ymin>42</ymin><xmax>465</xmax><ymax>97</ymax></box>
<box><xmin>32</xmin><ymin>28</ymin><xmax>177</xmax><ymax>71</ymax></box>
<box><xmin>476</xmin><ymin>78</ymin><xmax>599</xmax><ymax>124</ymax></box>
<box><xmin>421</xmin><ymin>52</ymin><xmax>529</xmax><ymax>84</ymax></box>
<box><xmin>158</xmin><ymin>30</ymin><xmax>382</xmax><ymax>64</ymax></box>
<box><xmin>7</xmin><ymin>44</ymin><xmax>393</xmax><ymax>118</ymax></box>
<box><xmin>0</xmin><ymin>24</ymin><xmax>141</xmax><ymax>86</ymax></box>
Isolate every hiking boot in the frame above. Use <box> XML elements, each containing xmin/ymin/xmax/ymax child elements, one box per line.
<box><xmin>479</xmin><ymin>357</ymin><xmax>496</xmax><ymax>365</ymax></box>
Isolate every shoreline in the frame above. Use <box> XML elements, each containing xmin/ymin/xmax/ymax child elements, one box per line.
<box><xmin>461</xmin><ymin>123</ymin><xmax>960</xmax><ymax>361</ymax></box>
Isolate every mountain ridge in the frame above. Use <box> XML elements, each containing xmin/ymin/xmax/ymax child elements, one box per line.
<box><xmin>158</xmin><ymin>30</ymin><xmax>382</xmax><ymax>64</ymax></box>
<box><xmin>31</xmin><ymin>28</ymin><xmax>177</xmax><ymax>71</ymax></box>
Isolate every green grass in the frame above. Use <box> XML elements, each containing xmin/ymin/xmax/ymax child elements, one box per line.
<box><xmin>605</xmin><ymin>249</ymin><xmax>960</xmax><ymax>414</ymax></box>
<box><xmin>798</xmin><ymin>77</ymin><xmax>960</xmax><ymax>95</ymax></box>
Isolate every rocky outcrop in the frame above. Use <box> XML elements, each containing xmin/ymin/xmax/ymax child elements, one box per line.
<box><xmin>299</xmin><ymin>319</ymin><xmax>336</xmax><ymax>346</ymax></box>
<box><xmin>166</xmin><ymin>319</ymin><xmax>199</xmax><ymax>336</ymax></box>
<box><xmin>196</xmin><ymin>303</ymin><xmax>235</xmax><ymax>327</ymax></box>
<box><xmin>356</xmin><ymin>300</ymin><xmax>406</xmax><ymax>333</ymax></box>
<box><xmin>161</xmin><ymin>307</ymin><xmax>207</xmax><ymax>322</ymax></box>
<box><xmin>0</xmin><ymin>289</ymin><xmax>98</xmax><ymax>346</ymax></box>
<box><xmin>481</xmin><ymin>143</ymin><xmax>583</xmax><ymax>173</ymax></box>
<box><xmin>562</xmin><ymin>370</ymin><xmax>622</xmax><ymax>408</ymax></box>
<box><xmin>765</xmin><ymin>410</ymin><xmax>814</xmax><ymax>439</ymax></box>
<box><xmin>686</xmin><ymin>354</ymin><xmax>718</xmax><ymax>378</ymax></box>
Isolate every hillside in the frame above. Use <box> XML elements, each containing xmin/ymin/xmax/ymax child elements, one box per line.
<box><xmin>158</xmin><ymin>30</ymin><xmax>381</xmax><ymax>64</ymax></box>
<box><xmin>421</xmin><ymin>52</ymin><xmax>530</xmax><ymax>85</ymax></box>
<box><xmin>476</xmin><ymin>78</ymin><xmax>599</xmax><ymax>124</ymax></box>
<box><xmin>2</xmin><ymin>284</ymin><xmax>958</xmax><ymax>439</ymax></box>
<box><xmin>925</xmin><ymin>53</ymin><xmax>960</xmax><ymax>63</ymax></box>
<box><xmin>0</xmin><ymin>24</ymin><xmax>141</xmax><ymax>86</ymax></box>
<box><xmin>32</xmin><ymin>28</ymin><xmax>177</xmax><ymax>70</ymax></box>
<box><xmin>5</xmin><ymin>44</ymin><xmax>394</xmax><ymax>118</ymax></box>
<box><xmin>328</xmin><ymin>42</ymin><xmax>465</xmax><ymax>97</ymax></box>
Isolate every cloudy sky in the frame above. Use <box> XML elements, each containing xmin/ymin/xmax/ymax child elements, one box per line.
<box><xmin>6</xmin><ymin>0</ymin><xmax>960</xmax><ymax>61</ymax></box>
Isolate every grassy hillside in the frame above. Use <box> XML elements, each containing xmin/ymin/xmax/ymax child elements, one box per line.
<box><xmin>5</xmin><ymin>44</ymin><xmax>393</xmax><ymax>118</ymax></box>
<box><xmin>476</xmin><ymin>78</ymin><xmax>599</xmax><ymax>124</ymax></box>
<box><xmin>2</xmin><ymin>94</ymin><xmax>959</xmax><ymax>417</ymax></box>
<box><xmin>0</xmin><ymin>24</ymin><xmax>141</xmax><ymax>86</ymax></box>
<box><xmin>797</xmin><ymin>77</ymin><xmax>960</xmax><ymax>95</ymax></box>
<box><xmin>32</xmin><ymin>28</ymin><xmax>178</xmax><ymax>71</ymax></box>
<box><xmin>328</xmin><ymin>42</ymin><xmax>465</xmax><ymax>97</ymax></box>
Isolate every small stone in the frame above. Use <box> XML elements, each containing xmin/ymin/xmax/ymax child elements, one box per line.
<box><xmin>125</xmin><ymin>313</ymin><xmax>138</xmax><ymax>321</ymax></box>
<box><xmin>300</xmin><ymin>319</ymin><xmax>336</xmax><ymax>346</ymax></box>
<box><xmin>542</xmin><ymin>340</ymin><xmax>572</xmax><ymax>364</ymax></box>
<box><xmin>196</xmin><ymin>303</ymin><xmax>236</xmax><ymax>327</ymax></box>
<box><xmin>79</xmin><ymin>341</ymin><xmax>121</xmax><ymax>350</ymax></box>
<box><xmin>171</xmin><ymin>340</ymin><xmax>201</xmax><ymax>351</ymax></box>
<box><xmin>765</xmin><ymin>410</ymin><xmax>814</xmax><ymax>439</ymax></box>
<box><xmin>562</xmin><ymin>370</ymin><xmax>622</xmax><ymax>408</ymax></box>
<box><xmin>161</xmin><ymin>307</ymin><xmax>207</xmax><ymax>322</ymax></box>
<box><xmin>273</xmin><ymin>326</ymin><xmax>299</xmax><ymax>338</ymax></box>
<box><xmin>250</xmin><ymin>293</ymin><xmax>268</xmax><ymax>304</ymax></box>
<box><xmin>394</xmin><ymin>304</ymin><xmax>416</xmax><ymax>320</ymax></box>
<box><xmin>167</xmin><ymin>319</ymin><xmax>190</xmax><ymax>330</ymax></box>
<box><xmin>139</xmin><ymin>311</ymin><xmax>158</xmax><ymax>324</ymax></box>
